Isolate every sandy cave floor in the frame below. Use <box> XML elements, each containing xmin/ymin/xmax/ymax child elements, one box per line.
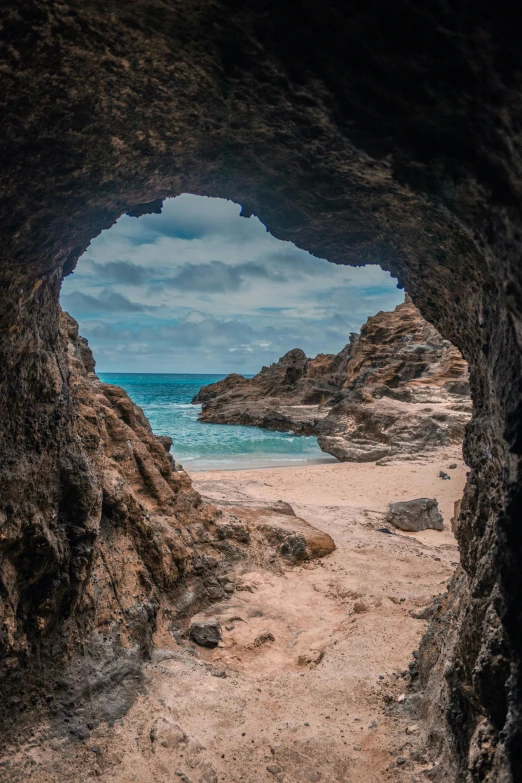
<box><xmin>5</xmin><ymin>448</ymin><xmax>467</xmax><ymax>783</ymax></box>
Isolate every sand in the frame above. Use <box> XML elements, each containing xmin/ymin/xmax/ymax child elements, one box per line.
<box><xmin>8</xmin><ymin>447</ymin><xmax>467</xmax><ymax>782</ymax></box>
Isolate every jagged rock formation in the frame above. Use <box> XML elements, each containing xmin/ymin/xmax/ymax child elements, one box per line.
<box><xmin>193</xmin><ymin>346</ymin><xmax>348</xmax><ymax>434</ymax></box>
<box><xmin>0</xmin><ymin>310</ymin><xmax>221</xmax><ymax>736</ymax></box>
<box><xmin>1</xmin><ymin>3</ymin><xmax>522</xmax><ymax>780</ymax></box>
<box><xmin>195</xmin><ymin>297</ymin><xmax>472</xmax><ymax>462</ymax></box>
<box><xmin>0</xmin><ymin>311</ymin><xmax>335</xmax><ymax>753</ymax></box>
<box><xmin>193</xmin><ymin>346</ymin><xmax>351</xmax><ymax>409</ymax></box>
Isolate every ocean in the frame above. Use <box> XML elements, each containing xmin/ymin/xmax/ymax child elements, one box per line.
<box><xmin>99</xmin><ymin>373</ymin><xmax>335</xmax><ymax>471</ymax></box>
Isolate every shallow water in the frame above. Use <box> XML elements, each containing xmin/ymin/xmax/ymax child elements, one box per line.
<box><xmin>99</xmin><ymin>373</ymin><xmax>335</xmax><ymax>471</ymax></box>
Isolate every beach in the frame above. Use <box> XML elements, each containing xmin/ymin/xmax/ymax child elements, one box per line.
<box><xmin>31</xmin><ymin>447</ymin><xmax>467</xmax><ymax>782</ymax></box>
<box><xmin>192</xmin><ymin>448</ymin><xmax>466</xmax><ymax>523</ymax></box>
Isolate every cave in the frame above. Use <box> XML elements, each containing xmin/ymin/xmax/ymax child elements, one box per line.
<box><xmin>0</xmin><ymin>2</ymin><xmax>521</xmax><ymax>781</ymax></box>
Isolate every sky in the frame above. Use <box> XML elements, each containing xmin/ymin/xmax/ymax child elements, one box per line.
<box><xmin>60</xmin><ymin>195</ymin><xmax>404</xmax><ymax>374</ymax></box>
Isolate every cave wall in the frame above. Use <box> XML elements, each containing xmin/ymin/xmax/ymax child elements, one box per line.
<box><xmin>1</xmin><ymin>2</ymin><xmax>521</xmax><ymax>780</ymax></box>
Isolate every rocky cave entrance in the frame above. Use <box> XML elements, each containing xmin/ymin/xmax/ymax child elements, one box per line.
<box><xmin>23</xmin><ymin>193</ymin><xmax>474</xmax><ymax>783</ymax></box>
<box><xmin>0</xmin><ymin>182</ymin><xmax>518</xmax><ymax>783</ymax></box>
<box><xmin>1</xmin><ymin>182</ymin><xmax>519</xmax><ymax>783</ymax></box>
<box><xmin>1</xmin><ymin>4</ymin><xmax>521</xmax><ymax>780</ymax></box>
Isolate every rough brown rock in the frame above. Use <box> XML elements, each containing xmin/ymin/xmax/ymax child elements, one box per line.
<box><xmin>386</xmin><ymin>498</ymin><xmax>444</xmax><ymax>532</ymax></box>
<box><xmin>196</xmin><ymin>297</ymin><xmax>471</xmax><ymax>462</ymax></box>
<box><xmin>0</xmin><ymin>3</ymin><xmax>521</xmax><ymax>781</ymax></box>
<box><xmin>0</xmin><ymin>311</ymin><xmax>223</xmax><ymax>734</ymax></box>
<box><xmin>193</xmin><ymin>347</ymin><xmax>348</xmax><ymax>408</ymax></box>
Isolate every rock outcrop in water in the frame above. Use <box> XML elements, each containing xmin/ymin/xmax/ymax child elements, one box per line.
<box><xmin>194</xmin><ymin>297</ymin><xmax>472</xmax><ymax>462</ymax></box>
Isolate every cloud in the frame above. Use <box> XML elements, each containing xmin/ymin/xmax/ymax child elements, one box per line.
<box><xmin>90</xmin><ymin>261</ymin><xmax>149</xmax><ymax>285</ymax></box>
<box><xmin>161</xmin><ymin>260</ymin><xmax>288</xmax><ymax>293</ymax></box>
<box><xmin>312</xmin><ymin>281</ymin><xmax>401</xmax><ymax>315</ymax></box>
<box><xmin>164</xmin><ymin>261</ymin><xmax>244</xmax><ymax>293</ymax></box>
<box><xmin>61</xmin><ymin>289</ymin><xmax>150</xmax><ymax>314</ymax></box>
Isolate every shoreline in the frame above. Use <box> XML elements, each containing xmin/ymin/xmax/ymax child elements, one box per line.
<box><xmin>190</xmin><ymin>446</ymin><xmax>467</xmax><ymax>524</ymax></box>
<box><xmin>187</xmin><ymin>455</ymin><xmax>339</xmax><ymax>473</ymax></box>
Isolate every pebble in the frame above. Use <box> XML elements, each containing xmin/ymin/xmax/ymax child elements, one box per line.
<box><xmin>397</xmin><ymin>757</ymin><xmax>406</xmax><ymax>765</ymax></box>
<box><xmin>368</xmin><ymin>720</ymin><xmax>377</xmax><ymax>729</ymax></box>
<box><xmin>266</xmin><ymin>764</ymin><xmax>283</xmax><ymax>775</ymax></box>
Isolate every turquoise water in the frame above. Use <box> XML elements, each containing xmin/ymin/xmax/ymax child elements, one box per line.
<box><xmin>99</xmin><ymin>373</ymin><xmax>335</xmax><ymax>471</ymax></box>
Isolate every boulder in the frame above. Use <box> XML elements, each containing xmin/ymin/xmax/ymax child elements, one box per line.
<box><xmin>386</xmin><ymin>498</ymin><xmax>444</xmax><ymax>532</ymax></box>
<box><xmin>189</xmin><ymin>619</ymin><xmax>222</xmax><ymax>648</ymax></box>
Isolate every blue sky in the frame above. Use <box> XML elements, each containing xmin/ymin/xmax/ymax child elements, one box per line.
<box><xmin>61</xmin><ymin>195</ymin><xmax>404</xmax><ymax>373</ymax></box>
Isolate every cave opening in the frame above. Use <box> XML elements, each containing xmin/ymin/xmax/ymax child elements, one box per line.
<box><xmin>60</xmin><ymin>193</ymin><xmax>411</xmax><ymax>470</ymax></box>
<box><xmin>45</xmin><ymin>192</ymin><xmax>475</xmax><ymax>781</ymax></box>
<box><xmin>59</xmin><ymin>194</ymin><xmax>471</xmax><ymax>476</ymax></box>
<box><xmin>0</xmin><ymin>183</ymin><xmax>514</xmax><ymax>782</ymax></box>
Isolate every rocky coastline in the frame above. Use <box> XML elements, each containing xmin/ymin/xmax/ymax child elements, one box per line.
<box><xmin>193</xmin><ymin>297</ymin><xmax>472</xmax><ymax>463</ymax></box>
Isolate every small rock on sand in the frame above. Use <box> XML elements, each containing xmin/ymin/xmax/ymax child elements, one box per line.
<box><xmin>386</xmin><ymin>498</ymin><xmax>443</xmax><ymax>532</ymax></box>
<box><xmin>189</xmin><ymin>619</ymin><xmax>222</xmax><ymax>648</ymax></box>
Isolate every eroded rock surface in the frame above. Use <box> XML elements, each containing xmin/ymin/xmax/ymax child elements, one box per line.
<box><xmin>195</xmin><ymin>297</ymin><xmax>471</xmax><ymax>462</ymax></box>
<box><xmin>0</xmin><ymin>311</ymin><xmax>227</xmax><ymax>737</ymax></box>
